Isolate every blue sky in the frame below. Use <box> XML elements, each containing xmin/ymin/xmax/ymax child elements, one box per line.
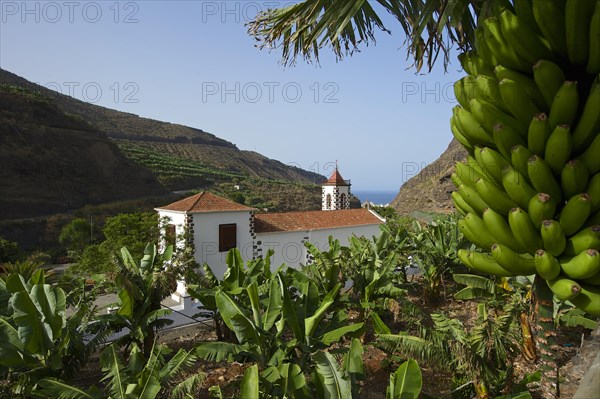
<box><xmin>1</xmin><ymin>1</ymin><xmax>464</xmax><ymax>191</ymax></box>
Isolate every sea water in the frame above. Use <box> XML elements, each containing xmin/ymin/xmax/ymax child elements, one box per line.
<box><xmin>353</xmin><ymin>190</ymin><xmax>397</xmax><ymax>206</ymax></box>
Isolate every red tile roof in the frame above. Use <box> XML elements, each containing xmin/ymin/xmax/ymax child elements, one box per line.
<box><xmin>324</xmin><ymin>169</ymin><xmax>350</xmax><ymax>186</ymax></box>
<box><xmin>255</xmin><ymin>208</ymin><xmax>383</xmax><ymax>233</ymax></box>
<box><xmin>156</xmin><ymin>192</ymin><xmax>255</xmax><ymax>213</ymax></box>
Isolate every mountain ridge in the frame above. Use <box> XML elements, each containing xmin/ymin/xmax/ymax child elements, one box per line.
<box><xmin>0</xmin><ymin>69</ymin><xmax>324</xmax><ymax>186</ymax></box>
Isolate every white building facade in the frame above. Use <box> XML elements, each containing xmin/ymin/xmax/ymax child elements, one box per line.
<box><xmin>155</xmin><ymin>170</ymin><xmax>385</xmax><ymax>298</ymax></box>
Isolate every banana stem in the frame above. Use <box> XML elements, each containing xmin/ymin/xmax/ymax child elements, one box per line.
<box><xmin>533</xmin><ymin>275</ymin><xmax>559</xmax><ymax>399</ymax></box>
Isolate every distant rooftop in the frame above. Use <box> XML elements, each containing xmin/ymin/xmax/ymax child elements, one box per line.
<box><xmin>254</xmin><ymin>208</ymin><xmax>383</xmax><ymax>233</ymax></box>
<box><xmin>156</xmin><ymin>192</ymin><xmax>255</xmax><ymax>213</ymax></box>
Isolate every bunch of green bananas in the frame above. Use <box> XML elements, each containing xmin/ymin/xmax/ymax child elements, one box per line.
<box><xmin>451</xmin><ymin>0</ymin><xmax>600</xmax><ymax>315</ymax></box>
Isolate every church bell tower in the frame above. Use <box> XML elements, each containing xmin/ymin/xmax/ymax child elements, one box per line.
<box><xmin>322</xmin><ymin>166</ymin><xmax>351</xmax><ymax>210</ymax></box>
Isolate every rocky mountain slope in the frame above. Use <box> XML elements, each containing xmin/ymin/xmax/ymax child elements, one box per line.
<box><xmin>390</xmin><ymin>139</ymin><xmax>467</xmax><ymax>215</ymax></box>
<box><xmin>0</xmin><ymin>69</ymin><xmax>323</xmax><ymax>186</ymax></box>
<box><xmin>0</xmin><ymin>85</ymin><xmax>168</xmax><ymax>220</ymax></box>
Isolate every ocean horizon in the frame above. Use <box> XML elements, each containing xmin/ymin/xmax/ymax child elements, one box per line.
<box><xmin>353</xmin><ymin>190</ymin><xmax>398</xmax><ymax>206</ymax></box>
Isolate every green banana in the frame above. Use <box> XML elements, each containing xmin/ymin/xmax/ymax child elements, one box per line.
<box><xmin>559</xmin><ymin>193</ymin><xmax>593</xmax><ymax>236</ymax></box>
<box><xmin>459</xmin><ymin>216</ymin><xmax>496</xmax><ymax>251</ymax></box>
<box><xmin>492</xmin><ymin>243</ymin><xmax>537</xmax><ymax>275</ymax></box>
<box><xmin>482</xmin><ymin>17</ymin><xmax>530</xmax><ymax>72</ymax></box>
<box><xmin>474</xmin><ymin>26</ymin><xmax>499</xmax><ymax>67</ymax></box>
<box><xmin>513</xmin><ymin>0</ymin><xmax>540</xmax><ymax>34</ymax></box>
<box><xmin>458</xmin><ymin>51</ymin><xmax>495</xmax><ymax>77</ymax></box>
<box><xmin>494</xmin><ymin>65</ymin><xmax>545</xmax><ymax>109</ymax></box>
<box><xmin>451</xmin><ymin>171</ymin><xmax>463</xmax><ymax>188</ymax></box>
<box><xmin>528</xmin><ymin>193</ymin><xmax>557</xmax><ymax>230</ymax></box>
<box><xmin>498</xmin><ymin>78</ymin><xmax>542</xmax><ymax>127</ymax></box>
<box><xmin>546</xmin><ymin>277</ymin><xmax>582</xmax><ymax>301</ymax></box>
<box><xmin>580</xmin><ymin>134</ymin><xmax>600</xmax><ymax>174</ymax></box>
<box><xmin>458</xmin><ymin>249</ymin><xmax>515</xmax><ymax>277</ymax></box>
<box><xmin>572</xmin><ymin>75</ymin><xmax>600</xmax><ymax>153</ymax></box>
<box><xmin>511</xmin><ymin>145</ymin><xmax>533</xmax><ymax>180</ymax></box>
<box><xmin>544</xmin><ymin>125</ymin><xmax>573</xmax><ymax>175</ymax></box>
<box><xmin>587</xmin><ymin>2</ymin><xmax>600</xmax><ymax>74</ymax></box>
<box><xmin>499</xmin><ymin>9</ymin><xmax>554</xmax><ymax>65</ymax></box>
<box><xmin>452</xmin><ymin>191</ymin><xmax>476</xmax><ymax>216</ymax></box>
<box><xmin>528</xmin><ymin>113</ymin><xmax>551</xmax><ymax>156</ymax></box>
<box><xmin>582</xmin><ymin>271</ymin><xmax>600</xmax><ymax>286</ymax></box>
<box><xmin>508</xmin><ymin>207</ymin><xmax>543</xmax><ymax>255</ymax></box>
<box><xmin>535</xmin><ymin>250</ymin><xmax>561</xmax><ymax>280</ymax></box>
<box><xmin>527</xmin><ymin>155</ymin><xmax>563</xmax><ymax>203</ymax></box>
<box><xmin>541</xmin><ymin>219</ymin><xmax>567</xmax><ymax>257</ymax></box>
<box><xmin>451</xmin><ymin>119</ymin><xmax>476</xmax><ymax>154</ymax></box>
<box><xmin>477</xmin><ymin>147</ymin><xmax>510</xmax><ymax>186</ymax></box>
<box><xmin>470</xmin><ymin>98</ymin><xmax>525</xmax><ymax>134</ymax></box>
<box><xmin>588</xmin><ymin>173</ymin><xmax>600</xmax><ymax>213</ymax></box>
<box><xmin>454</xmin><ymin>79</ymin><xmax>471</xmax><ymax>111</ymax></box>
<box><xmin>533</xmin><ymin>60</ymin><xmax>566</xmax><ymax>109</ymax></box>
<box><xmin>559</xmin><ymin>249</ymin><xmax>600</xmax><ymax>280</ymax></box>
<box><xmin>476</xmin><ymin>75</ymin><xmax>507</xmax><ymax>112</ymax></box>
<box><xmin>570</xmin><ymin>284</ymin><xmax>600</xmax><ymax>315</ymax></box>
<box><xmin>561</xmin><ymin>159</ymin><xmax>591</xmax><ymax>200</ymax></box>
<box><xmin>476</xmin><ymin>178</ymin><xmax>519</xmax><ymax>216</ymax></box>
<box><xmin>489</xmin><ymin>0</ymin><xmax>515</xmax><ymax>15</ymax></box>
<box><xmin>548</xmin><ymin>81</ymin><xmax>579</xmax><ymax>129</ymax></box>
<box><xmin>483</xmin><ymin>207</ymin><xmax>527</xmax><ymax>252</ymax></box>
<box><xmin>453</xmin><ymin>106</ymin><xmax>495</xmax><ymax>147</ymax></box>
<box><xmin>458</xmin><ymin>184</ymin><xmax>488</xmax><ymax>215</ymax></box>
<box><xmin>502</xmin><ymin>167</ymin><xmax>538</xmax><ymax>210</ymax></box>
<box><xmin>454</xmin><ymin>162</ymin><xmax>485</xmax><ymax>188</ymax></box>
<box><xmin>587</xmin><ymin>211</ymin><xmax>600</xmax><ymax>228</ymax></box>
<box><xmin>457</xmin><ymin>184</ymin><xmax>488</xmax><ymax>215</ymax></box>
<box><xmin>564</xmin><ymin>225</ymin><xmax>600</xmax><ymax>256</ymax></box>
<box><xmin>493</xmin><ymin>124</ymin><xmax>526</xmax><ymax>161</ymax></box>
<box><xmin>565</xmin><ymin>0</ymin><xmax>596</xmax><ymax>65</ymax></box>
<box><xmin>532</xmin><ymin>0</ymin><xmax>568</xmax><ymax>57</ymax></box>
<box><xmin>466</xmin><ymin>155</ymin><xmax>484</xmax><ymax>172</ymax></box>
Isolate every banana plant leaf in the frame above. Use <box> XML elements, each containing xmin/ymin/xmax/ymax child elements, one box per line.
<box><xmin>305</xmin><ymin>283</ymin><xmax>341</xmax><ymax>339</ymax></box>
<box><xmin>194</xmin><ymin>341</ymin><xmax>249</xmax><ymax>362</ymax></box>
<box><xmin>320</xmin><ymin>323</ymin><xmax>364</xmax><ymax>346</ymax></box>
<box><xmin>240</xmin><ymin>364</ymin><xmax>259</xmax><ymax>399</ymax></box>
<box><xmin>386</xmin><ymin>359</ymin><xmax>422</xmax><ymax>399</ymax></box>
<box><xmin>37</xmin><ymin>378</ymin><xmax>103</xmax><ymax>399</ymax></box>
<box><xmin>312</xmin><ymin>351</ymin><xmax>352</xmax><ymax>399</ymax></box>
<box><xmin>215</xmin><ymin>290</ymin><xmax>260</xmax><ymax>346</ymax></box>
<box><xmin>262</xmin><ymin>277</ymin><xmax>282</xmax><ymax>332</ymax></box>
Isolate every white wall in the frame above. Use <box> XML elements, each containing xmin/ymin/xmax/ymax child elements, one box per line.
<box><xmin>256</xmin><ymin>223</ymin><xmax>382</xmax><ymax>270</ymax></box>
<box><xmin>157</xmin><ymin>210</ymin><xmax>187</xmax><ymax>250</ymax></box>
<box><xmin>191</xmin><ymin>211</ymin><xmax>254</xmax><ymax>279</ymax></box>
<box><xmin>257</xmin><ymin>230</ymin><xmax>309</xmax><ymax>269</ymax></box>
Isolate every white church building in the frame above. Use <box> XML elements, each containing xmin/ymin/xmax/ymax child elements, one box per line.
<box><xmin>155</xmin><ymin>169</ymin><xmax>385</xmax><ymax>286</ymax></box>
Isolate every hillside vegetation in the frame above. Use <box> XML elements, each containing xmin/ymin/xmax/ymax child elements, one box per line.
<box><xmin>0</xmin><ymin>69</ymin><xmax>324</xmax><ymax>187</ymax></box>
<box><xmin>0</xmin><ymin>84</ymin><xmax>167</xmax><ymax>220</ymax></box>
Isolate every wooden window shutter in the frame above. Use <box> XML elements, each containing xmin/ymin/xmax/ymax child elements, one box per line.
<box><xmin>219</xmin><ymin>224</ymin><xmax>237</xmax><ymax>252</ymax></box>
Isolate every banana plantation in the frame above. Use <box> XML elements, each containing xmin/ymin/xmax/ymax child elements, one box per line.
<box><xmin>3</xmin><ymin>0</ymin><xmax>600</xmax><ymax>397</ymax></box>
<box><xmin>0</xmin><ymin>212</ymin><xmax>597</xmax><ymax>398</ymax></box>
